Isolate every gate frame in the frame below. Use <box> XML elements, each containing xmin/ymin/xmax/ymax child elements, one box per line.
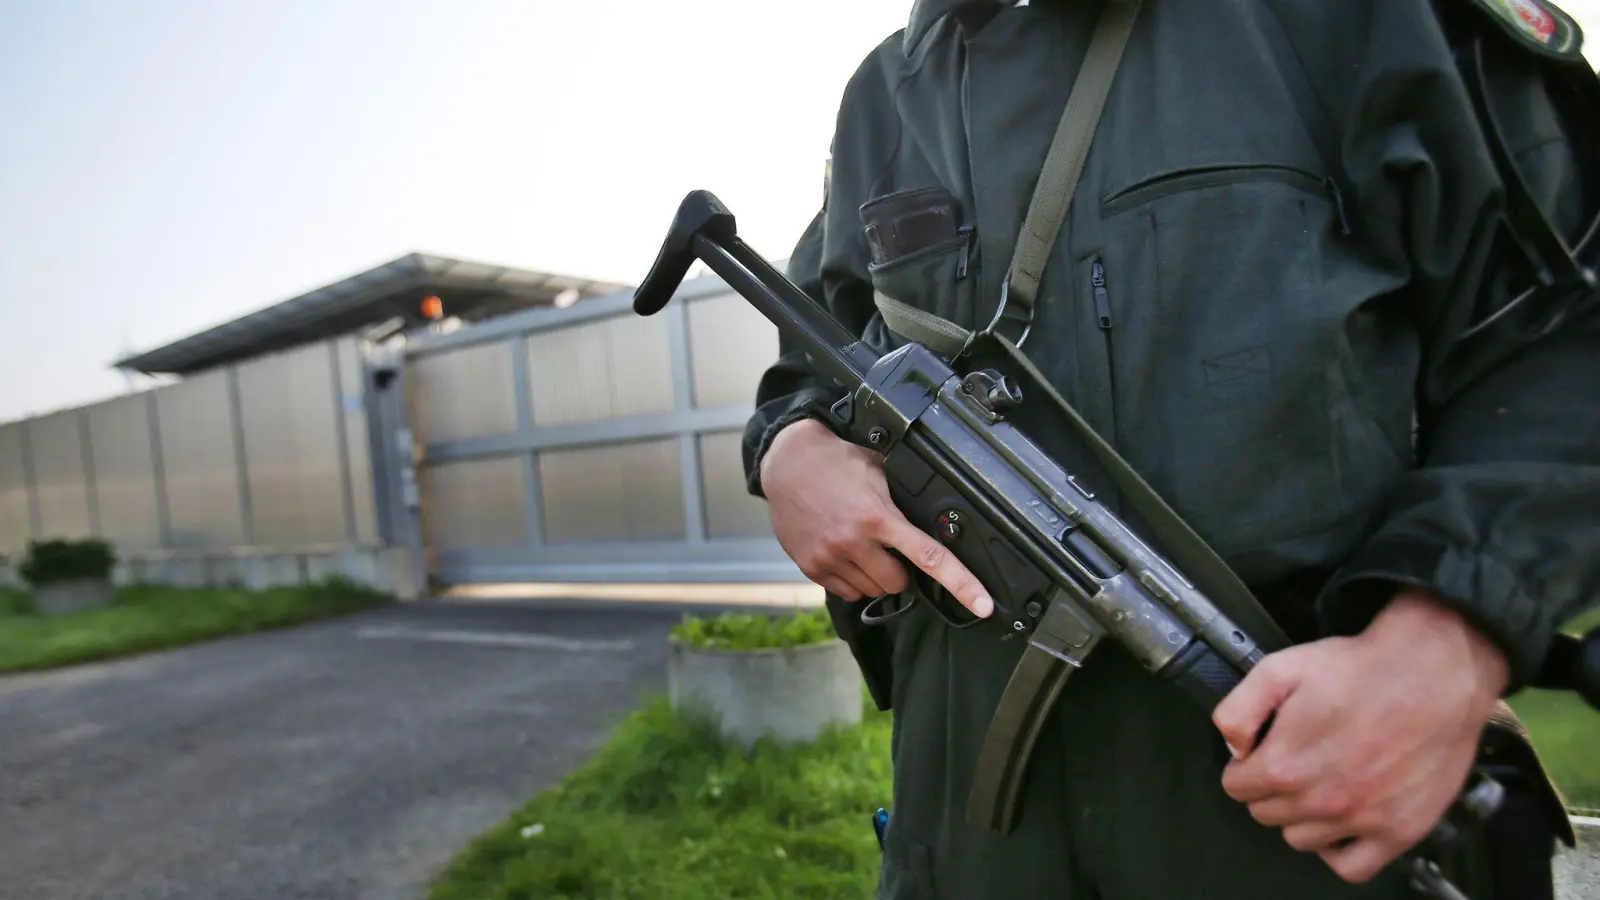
<box><xmin>397</xmin><ymin>271</ymin><xmax>806</xmax><ymax>586</ymax></box>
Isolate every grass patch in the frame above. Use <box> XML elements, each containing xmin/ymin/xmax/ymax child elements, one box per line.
<box><xmin>0</xmin><ymin>577</ymin><xmax>393</xmax><ymax>674</ymax></box>
<box><xmin>1506</xmin><ymin>688</ymin><xmax>1599</xmax><ymax>810</ymax></box>
<box><xmin>1507</xmin><ymin>605</ymin><xmax>1600</xmax><ymax>812</ymax></box>
<box><xmin>428</xmin><ymin>694</ymin><xmax>892</xmax><ymax>900</ymax></box>
<box><xmin>432</xmin><ymin>607</ymin><xmax>1599</xmax><ymax>899</ymax></box>
<box><xmin>670</xmin><ymin>607</ymin><xmax>836</xmax><ymax>652</ymax></box>
<box><xmin>0</xmin><ymin>586</ymin><xmax>34</xmax><ymax>617</ymax></box>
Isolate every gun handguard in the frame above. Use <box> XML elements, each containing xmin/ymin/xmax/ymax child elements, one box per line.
<box><xmin>635</xmin><ymin>190</ymin><xmax>1502</xmax><ymax>900</ymax></box>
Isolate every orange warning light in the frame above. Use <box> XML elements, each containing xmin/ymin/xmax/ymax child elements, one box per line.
<box><xmin>421</xmin><ymin>295</ymin><xmax>444</xmax><ymax>320</ymax></box>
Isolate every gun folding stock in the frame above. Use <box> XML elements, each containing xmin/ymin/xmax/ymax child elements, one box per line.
<box><xmin>633</xmin><ymin>190</ymin><xmax>738</xmax><ymax>316</ymax></box>
<box><xmin>633</xmin><ymin>190</ymin><xmax>876</xmax><ymax>388</ymax></box>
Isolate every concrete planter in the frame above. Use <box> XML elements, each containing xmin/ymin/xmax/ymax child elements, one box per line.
<box><xmin>1555</xmin><ymin>820</ymin><xmax>1598</xmax><ymax>900</ymax></box>
<box><xmin>31</xmin><ymin>577</ymin><xmax>117</xmax><ymax>616</ymax></box>
<box><xmin>668</xmin><ymin>636</ymin><xmax>863</xmax><ymax>747</ymax></box>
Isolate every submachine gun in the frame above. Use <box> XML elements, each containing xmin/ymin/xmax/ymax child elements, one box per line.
<box><xmin>631</xmin><ymin>190</ymin><xmax>1600</xmax><ymax>900</ymax></box>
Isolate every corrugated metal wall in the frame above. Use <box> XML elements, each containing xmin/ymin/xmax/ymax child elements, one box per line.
<box><xmin>405</xmin><ymin>270</ymin><xmax>800</xmax><ymax>584</ymax></box>
<box><xmin>0</xmin><ymin>336</ymin><xmax>379</xmax><ymax>565</ymax></box>
<box><xmin>0</xmin><ymin>267</ymin><xmax>801</xmax><ymax>587</ymax></box>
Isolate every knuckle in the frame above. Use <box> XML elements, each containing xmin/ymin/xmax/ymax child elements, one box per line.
<box><xmin>1255</xmin><ymin>654</ymin><xmax>1292</xmax><ymax>686</ymax></box>
<box><xmin>916</xmin><ymin>540</ymin><xmax>947</xmax><ymax>571</ymax></box>
<box><xmin>1307</xmin><ymin>786</ymin><xmax>1353</xmax><ymax>820</ymax></box>
<box><xmin>1262</xmin><ymin>762</ymin><xmax>1301</xmax><ymax>794</ymax></box>
<box><xmin>1335</xmin><ymin>857</ymin><xmax>1380</xmax><ymax>886</ymax></box>
<box><xmin>1346</xmin><ymin>803</ymin><xmax>1387</xmax><ymax>837</ymax></box>
<box><xmin>1329</xmin><ymin>858</ymin><xmax>1360</xmax><ymax>884</ymax></box>
<box><xmin>1211</xmin><ymin>709</ymin><xmax>1241</xmax><ymax>739</ymax></box>
<box><xmin>821</xmin><ymin>532</ymin><xmax>855</xmax><ymax>559</ymax></box>
<box><xmin>950</xmin><ymin>569</ymin><xmax>980</xmax><ymax>596</ymax></box>
<box><xmin>858</xmin><ymin>506</ymin><xmax>891</xmax><ymax>534</ymax></box>
<box><xmin>1283</xmin><ymin>829</ymin><xmax>1319</xmax><ymax>852</ymax></box>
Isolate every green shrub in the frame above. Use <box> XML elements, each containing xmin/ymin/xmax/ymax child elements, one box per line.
<box><xmin>0</xmin><ymin>587</ymin><xmax>34</xmax><ymax>616</ymax></box>
<box><xmin>17</xmin><ymin>538</ymin><xmax>117</xmax><ymax>587</ymax></box>
<box><xmin>670</xmin><ymin>606</ymin><xmax>837</xmax><ymax>651</ymax></box>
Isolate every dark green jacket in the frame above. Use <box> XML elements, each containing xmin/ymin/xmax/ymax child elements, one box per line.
<box><xmin>743</xmin><ymin>0</ymin><xmax>1599</xmax><ymax>692</ymax></box>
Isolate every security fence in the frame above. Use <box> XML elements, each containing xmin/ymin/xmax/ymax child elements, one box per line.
<box><xmin>0</xmin><ymin>265</ymin><xmax>800</xmax><ymax>592</ymax></box>
<box><xmin>0</xmin><ymin>336</ymin><xmax>388</xmax><ymax>588</ymax></box>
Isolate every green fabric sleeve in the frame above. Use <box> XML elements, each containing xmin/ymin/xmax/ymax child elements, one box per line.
<box><xmin>1312</xmin><ymin>0</ymin><xmax>1600</xmax><ymax>691</ymax></box>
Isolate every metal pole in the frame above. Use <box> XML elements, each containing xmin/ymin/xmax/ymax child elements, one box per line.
<box><xmin>329</xmin><ymin>340</ymin><xmax>359</xmax><ymax>543</ymax></box>
<box><xmin>147</xmin><ymin>392</ymin><xmax>173</xmax><ymax>549</ymax></box>
<box><xmin>79</xmin><ymin>410</ymin><xmax>102</xmax><ymax>537</ymax></box>
<box><xmin>225</xmin><ymin>366</ymin><xmax>255</xmax><ymax>546</ymax></box>
<box><xmin>510</xmin><ymin>334</ymin><xmax>545</xmax><ymax>547</ymax></box>
<box><xmin>667</xmin><ymin>298</ymin><xmax>707</xmax><ymax>544</ymax></box>
<box><xmin>18</xmin><ymin>420</ymin><xmax>41</xmax><ymax>540</ymax></box>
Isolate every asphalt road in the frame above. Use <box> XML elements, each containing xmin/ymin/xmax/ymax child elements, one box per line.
<box><xmin>0</xmin><ymin>599</ymin><xmax>698</xmax><ymax>900</ymax></box>
<box><xmin>1</xmin><ymin>598</ymin><xmax>1593</xmax><ymax>900</ymax></box>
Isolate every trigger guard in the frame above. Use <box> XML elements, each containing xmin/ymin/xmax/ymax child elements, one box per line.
<box><xmin>861</xmin><ymin>592</ymin><xmax>917</xmax><ymax>627</ymax></box>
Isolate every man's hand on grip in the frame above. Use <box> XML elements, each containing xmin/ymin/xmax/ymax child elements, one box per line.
<box><xmin>759</xmin><ymin>418</ymin><xmax>994</xmax><ymax>617</ymax></box>
<box><xmin>1212</xmin><ymin>590</ymin><xmax>1509</xmax><ymax>885</ymax></box>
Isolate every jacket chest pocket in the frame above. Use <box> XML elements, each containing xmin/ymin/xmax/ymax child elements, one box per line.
<box><xmin>1087</xmin><ymin>161</ymin><xmax>1406</xmax><ymax>571</ymax></box>
<box><xmin>860</xmin><ymin>186</ymin><xmax>983</xmax><ymax>339</ymax></box>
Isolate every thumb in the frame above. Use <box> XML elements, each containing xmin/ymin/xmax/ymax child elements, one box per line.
<box><xmin>1212</xmin><ymin>653</ymin><xmax>1300</xmax><ymax>758</ymax></box>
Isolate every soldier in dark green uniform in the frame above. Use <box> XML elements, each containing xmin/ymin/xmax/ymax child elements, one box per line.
<box><xmin>742</xmin><ymin>0</ymin><xmax>1598</xmax><ymax>897</ymax></box>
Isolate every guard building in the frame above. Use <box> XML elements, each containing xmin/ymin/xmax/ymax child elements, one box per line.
<box><xmin>0</xmin><ymin>250</ymin><xmax>793</xmax><ymax>596</ymax></box>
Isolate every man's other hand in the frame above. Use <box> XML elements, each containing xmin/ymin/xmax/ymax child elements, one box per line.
<box><xmin>1212</xmin><ymin>590</ymin><xmax>1509</xmax><ymax>884</ymax></box>
<box><xmin>759</xmin><ymin>417</ymin><xmax>993</xmax><ymax>617</ymax></box>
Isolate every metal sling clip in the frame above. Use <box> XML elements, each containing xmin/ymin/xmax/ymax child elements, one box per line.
<box><xmin>961</xmin><ymin>279</ymin><xmax>1036</xmax><ymax>359</ymax></box>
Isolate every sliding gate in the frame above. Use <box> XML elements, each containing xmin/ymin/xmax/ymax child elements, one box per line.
<box><xmin>400</xmin><ymin>271</ymin><xmax>804</xmax><ymax>585</ymax></box>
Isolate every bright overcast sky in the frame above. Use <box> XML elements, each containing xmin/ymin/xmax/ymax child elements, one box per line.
<box><xmin>0</xmin><ymin>0</ymin><xmax>1596</xmax><ymax>422</ymax></box>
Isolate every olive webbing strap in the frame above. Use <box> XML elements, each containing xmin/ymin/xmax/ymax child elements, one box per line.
<box><xmin>956</xmin><ymin>0</ymin><xmax>1297</xmax><ymax>833</ymax></box>
<box><xmin>874</xmin><ymin>0</ymin><xmax>1143</xmax><ymax>354</ymax></box>
<box><xmin>1005</xmin><ymin>0</ymin><xmax>1141</xmax><ymax>314</ymax></box>
<box><xmin>990</xmin><ymin>332</ymin><xmax>1293</xmax><ymax>653</ymax></box>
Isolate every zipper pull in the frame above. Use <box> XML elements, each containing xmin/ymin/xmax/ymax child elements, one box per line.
<box><xmin>1092</xmin><ymin>258</ymin><xmax>1113</xmax><ymax>330</ymax></box>
<box><xmin>1324</xmin><ymin>176</ymin><xmax>1353</xmax><ymax>237</ymax></box>
<box><xmin>957</xmin><ymin>225</ymin><xmax>975</xmax><ymax>280</ymax></box>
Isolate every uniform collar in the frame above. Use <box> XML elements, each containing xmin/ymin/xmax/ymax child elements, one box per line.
<box><xmin>904</xmin><ymin>0</ymin><xmax>1007</xmax><ymax>54</ymax></box>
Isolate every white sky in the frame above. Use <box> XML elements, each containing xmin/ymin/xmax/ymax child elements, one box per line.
<box><xmin>0</xmin><ymin>0</ymin><xmax>1595</xmax><ymax>422</ymax></box>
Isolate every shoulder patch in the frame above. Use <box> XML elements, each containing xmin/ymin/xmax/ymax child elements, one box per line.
<box><xmin>1461</xmin><ymin>0</ymin><xmax>1586</xmax><ymax>62</ymax></box>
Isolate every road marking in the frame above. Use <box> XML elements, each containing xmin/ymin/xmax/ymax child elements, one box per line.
<box><xmin>355</xmin><ymin>625</ymin><xmax>636</xmax><ymax>652</ymax></box>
